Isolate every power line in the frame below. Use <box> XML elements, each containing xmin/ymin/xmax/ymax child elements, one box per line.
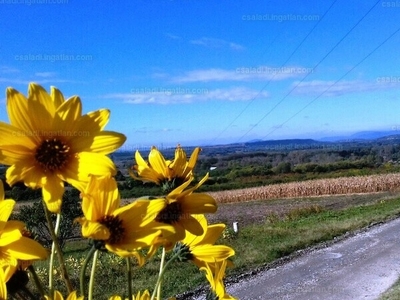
<box><xmin>262</xmin><ymin>25</ymin><xmax>400</xmax><ymax>139</ymax></box>
<box><xmin>235</xmin><ymin>0</ymin><xmax>382</xmax><ymax>142</ymax></box>
<box><xmin>210</xmin><ymin>0</ymin><xmax>338</xmax><ymax>144</ymax></box>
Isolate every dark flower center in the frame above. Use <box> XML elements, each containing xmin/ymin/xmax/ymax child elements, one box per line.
<box><xmin>35</xmin><ymin>138</ymin><xmax>71</xmax><ymax>172</ymax></box>
<box><xmin>156</xmin><ymin>201</ymin><xmax>182</xmax><ymax>224</ymax></box>
<box><xmin>99</xmin><ymin>215</ymin><xmax>125</xmax><ymax>244</ymax></box>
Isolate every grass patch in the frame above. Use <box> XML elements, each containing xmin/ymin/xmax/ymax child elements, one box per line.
<box><xmin>379</xmin><ymin>277</ymin><xmax>400</xmax><ymax>300</ymax></box>
<box><xmin>227</xmin><ymin>198</ymin><xmax>400</xmax><ymax>276</ymax></box>
<box><xmin>31</xmin><ymin>195</ymin><xmax>400</xmax><ymax>299</ymax></box>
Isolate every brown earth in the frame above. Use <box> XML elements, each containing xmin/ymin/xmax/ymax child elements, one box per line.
<box><xmin>205</xmin><ymin>191</ymin><xmax>400</xmax><ymax>228</ymax></box>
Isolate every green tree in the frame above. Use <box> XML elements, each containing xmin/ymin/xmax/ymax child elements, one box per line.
<box><xmin>12</xmin><ymin>189</ymin><xmax>83</xmax><ymax>249</ymax></box>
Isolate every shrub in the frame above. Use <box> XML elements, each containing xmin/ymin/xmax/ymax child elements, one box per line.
<box><xmin>12</xmin><ymin>189</ymin><xmax>83</xmax><ymax>249</ymax></box>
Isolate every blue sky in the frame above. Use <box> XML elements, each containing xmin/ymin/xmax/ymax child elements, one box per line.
<box><xmin>1</xmin><ymin>0</ymin><xmax>400</xmax><ymax>149</ymax></box>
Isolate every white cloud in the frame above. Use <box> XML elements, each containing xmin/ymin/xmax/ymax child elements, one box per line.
<box><xmin>34</xmin><ymin>72</ymin><xmax>57</xmax><ymax>78</ymax></box>
<box><xmin>0</xmin><ymin>78</ymin><xmax>30</xmax><ymax>85</ymax></box>
<box><xmin>0</xmin><ymin>66</ymin><xmax>20</xmax><ymax>74</ymax></box>
<box><xmin>102</xmin><ymin>87</ymin><xmax>269</xmax><ymax>105</ymax></box>
<box><xmin>132</xmin><ymin>127</ymin><xmax>175</xmax><ymax>134</ymax></box>
<box><xmin>0</xmin><ymin>77</ymin><xmax>73</xmax><ymax>85</ymax></box>
<box><xmin>292</xmin><ymin>79</ymin><xmax>400</xmax><ymax>97</ymax></box>
<box><xmin>172</xmin><ymin>66</ymin><xmax>312</xmax><ymax>83</ymax></box>
<box><xmin>190</xmin><ymin>37</ymin><xmax>245</xmax><ymax>51</ymax></box>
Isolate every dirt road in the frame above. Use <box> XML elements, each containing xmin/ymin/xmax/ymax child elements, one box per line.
<box><xmin>221</xmin><ymin>217</ymin><xmax>400</xmax><ymax>299</ymax></box>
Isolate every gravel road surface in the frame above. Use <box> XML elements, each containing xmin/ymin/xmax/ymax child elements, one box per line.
<box><xmin>191</xmin><ymin>217</ymin><xmax>400</xmax><ymax>300</ymax></box>
<box><xmin>223</xmin><ymin>217</ymin><xmax>400</xmax><ymax>300</ymax></box>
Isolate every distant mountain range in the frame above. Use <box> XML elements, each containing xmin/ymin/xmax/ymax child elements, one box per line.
<box><xmin>115</xmin><ymin>131</ymin><xmax>400</xmax><ymax>154</ymax></box>
<box><xmin>227</xmin><ymin>130</ymin><xmax>400</xmax><ymax>152</ymax></box>
<box><xmin>317</xmin><ymin>130</ymin><xmax>400</xmax><ymax>142</ymax></box>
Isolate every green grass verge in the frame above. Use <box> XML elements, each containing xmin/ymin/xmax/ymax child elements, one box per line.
<box><xmin>226</xmin><ymin>198</ymin><xmax>400</xmax><ymax>276</ymax></box>
<box><xmin>31</xmin><ymin>195</ymin><xmax>400</xmax><ymax>299</ymax></box>
<box><xmin>380</xmin><ymin>278</ymin><xmax>400</xmax><ymax>300</ymax></box>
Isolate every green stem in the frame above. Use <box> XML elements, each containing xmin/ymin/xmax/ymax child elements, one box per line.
<box><xmin>88</xmin><ymin>249</ymin><xmax>99</xmax><ymax>300</ymax></box>
<box><xmin>150</xmin><ymin>251</ymin><xmax>180</xmax><ymax>300</ymax></box>
<box><xmin>42</xmin><ymin>203</ymin><xmax>74</xmax><ymax>295</ymax></box>
<box><xmin>126</xmin><ymin>258</ymin><xmax>133</xmax><ymax>300</ymax></box>
<box><xmin>48</xmin><ymin>233</ymin><xmax>56</xmax><ymax>297</ymax></box>
<box><xmin>28</xmin><ymin>265</ymin><xmax>46</xmax><ymax>299</ymax></box>
<box><xmin>80</xmin><ymin>245</ymin><xmax>97</xmax><ymax>297</ymax></box>
<box><xmin>156</xmin><ymin>247</ymin><xmax>166</xmax><ymax>300</ymax></box>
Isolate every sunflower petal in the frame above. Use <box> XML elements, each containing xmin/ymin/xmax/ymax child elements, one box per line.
<box><xmin>0</xmin><ymin>144</ymin><xmax>35</xmax><ymax>167</ymax></box>
<box><xmin>0</xmin><ymin>268</ymin><xmax>7</xmax><ymax>300</ymax></box>
<box><xmin>5</xmin><ymin>236</ymin><xmax>48</xmax><ymax>260</ymax></box>
<box><xmin>18</xmin><ymin>164</ymin><xmax>46</xmax><ymax>188</ymax></box>
<box><xmin>50</xmin><ymin>86</ymin><xmax>65</xmax><ymax>108</ymax></box>
<box><xmin>4</xmin><ymin>220</ymin><xmax>26</xmax><ymax>232</ymax></box>
<box><xmin>180</xmin><ymin>215</ymin><xmax>204</xmax><ymax>236</ymax></box>
<box><xmin>191</xmin><ymin>245</ymin><xmax>235</xmax><ymax>262</ymax></box>
<box><xmin>25</xmin><ymin>84</ymin><xmax>56</xmax><ymax>132</ymax></box>
<box><xmin>6</xmin><ymin>88</ymin><xmax>36</xmax><ymax>137</ymax></box>
<box><xmin>168</xmin><ymin>177</ymin><xmax>193</xmax><ymax>198</ymax></box>
<box><xmin>148</xmin><ymin>147</ymin><xmax>168</xmax><ymax>178</ymax></box>
<box><xmin>74</xmin><ymin>109</ymin><xmax>110</xmax><ymax>133</ymax></box>
<box><xmin>170</xmin><ymin>145</ymin><xmax>187</xmax><ymax>176</ymax></box>
<box><xmin>199</xmin><ymin>224</ymin><xmax>226</xmax><ymax>245</ymax></box>
<box><xmin>71</xmin><ymin>131</ymin><xmax>126</xmax><ymax>154</ymax></box>
<box><xmin>42</xmin><ymin>176</ymin><xmax>64</xmax><ymax>213</ymax></box>
<box><xmin>81</xmin><ymin>221</ymin><xmax>110</xmax><ymax>240</ymax></box>
<box><xmin>116</xmin><ymin>199</ymin><xmax>165</xmax><ymax>229</ymax></box>
<box><xmin>182</xmin><ymin>214</ymin><xmax>208</xmax><ymax>246</ymax></box>
<box><xmin>180</xmin><ymin>193</ymin><xmax>217</xmax><ymax>214</ymax></box>
<box><xmin>63</xmin><ymin>152</ymin><xmax>116</xmax><ymax>183</ymax></box>
<box><xmin>113</xmin><ymin>227</ymin><xmax>161</xmax><ymax>250</ymax></box>
<box><xmin>188</xmin><ymin>147</ymin><xmax>201</xmax><ymax>170</ymax></box>
<box><xmin>56</xmin><ymin>96</ymin><xmax>82</xmax><ymax>127</ymax></box>
<box><xmin>28</xmin><ymin>83</ymin><xmax>56</xmax><ymax>115</ymax></box>
<box><xmin>0</xmin><ymin>200</ymin><xmax>15</xmax><ymax>229</ymax></box>
<box><xmin>0</xmin><ymin>122</ymin><xmax>36</xmax><ymax>151</ymax></box>
<box><xmin>0</xmin><ymin>228</ymin><xmax>21</xmax><ymax>247</ymax></box>
<box><xmin>0</xmin><ymin>181</ymin><xmax>4</xmax><ymax>201</ymax></box>
<box><xmin>82</xmin><ymin>175</ymin><xmax>119</xmax><ymax>220</ymax></box>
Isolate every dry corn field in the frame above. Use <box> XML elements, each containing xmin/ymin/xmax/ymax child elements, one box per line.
<box><xmin>208</xmin><ymin>173</ymin><xmax>400</xmax><ymax>204</ymax></box>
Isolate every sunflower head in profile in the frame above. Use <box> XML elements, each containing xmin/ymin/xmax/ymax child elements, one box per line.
<box><xmin>0</xmin><ymin>83</ymin><xmax>126</xmax><ymax>213</ymax></box>
<box><xmin>153</xmin><ymin>173</ymin><xmax>217</xmax><ymax>243</ymax></box>
<box><xmin>175</xmin><ymin>215</ymin><xmax>235</xmax><ymax>269</ymax></box>
<box><xmin>201</xmin><ymin>260</ymin><xmax>237</xmax><ymax>300</ymax></box>
<box><xmin>0</xmin><ymin>181</ymin><xmax>48</xmax><ymax>299</ymax></box>
<box><xmin>76</xmin><ymin>175</ymin><xmax>172</xmax><ymax>260</ymax></box>
<box><xmin>131</xmin><ymin>145</ymin><xmax>201</xmax><ymax>193</ymax></box>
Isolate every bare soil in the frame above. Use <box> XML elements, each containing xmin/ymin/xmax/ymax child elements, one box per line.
<box><xmin>206</xmin><ymin>191</ymin><xmax>400</xmax><ymax>228</ymax></box>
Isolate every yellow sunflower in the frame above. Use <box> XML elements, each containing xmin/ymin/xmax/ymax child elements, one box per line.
<box><xmin>0</xmin><ymin>182</ymin><xmax>48</xmax><ymax>270</ymax></box>
<box><xmin>154</xmin><ymin>174</ymin><xmax>217</xmax><ymax>242</ymax></box>
<box><xmin>0</xmin><ymin>265</ymin><xmax>14</xmax><ymax>300</ymax></box>
<box><xmin>109</xmin><ymin>290</ymin><xmax>175</xmax><ymax>300</ymax></box>
<box><xmin>76</xmin><ymin>175</ymin><xmax>173</xmax><ymax>258</ymax></box>
<box><xmin>201</xmin><ymin>260</ymin><xmax>237</xmax><ymax>300</ymax></box>
<box><xmin>179</xmin><ymin>215</ymin><xmax>235</xmax><ymax>269</ymax></box>
<box><xmin>0</xmin><ymin>183</ymin><xmax>48</xmax><ymax>299</ymax></box>
<box><xmin>0</xmin><ymin>267</ymin><xmax>5</xmax><ymax>300</ymax></box>
<box><xmin>131</xmin><ymin>145</ymin><xmax>201</xmax><ymax>192</ymax></box>
<box><xmin>109</xmin><ymin>290</ymin><xmax>150</xmax><ymax>300</ymax></box>
<box><xmin>45</xmin><ymin>290</ymin><xmax>84</xmax><ymax>300</ymax></box>
<box><xmin>0</xmin><ymin>83</ymin><xmax>126</xmax><ymax>213</ymax></box>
